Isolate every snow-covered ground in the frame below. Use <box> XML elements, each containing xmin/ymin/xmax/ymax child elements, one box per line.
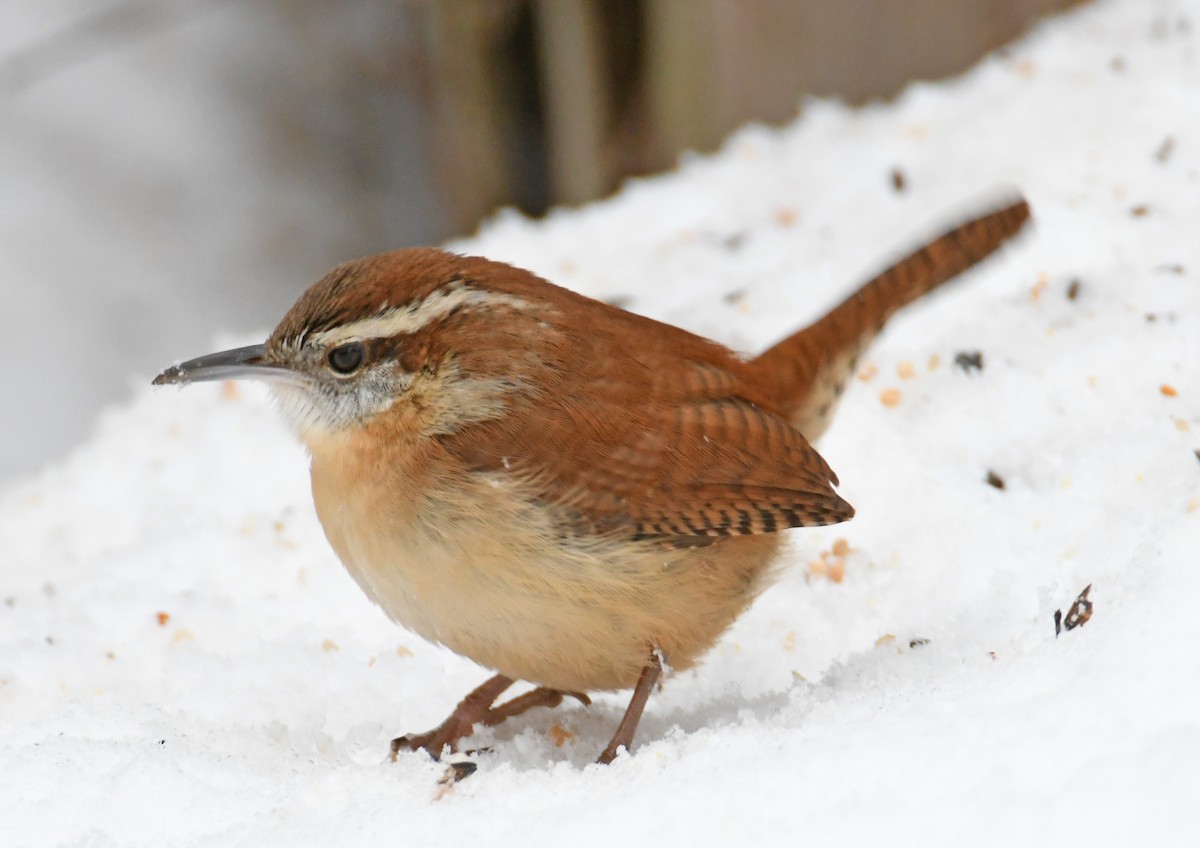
<box><xmin>3</xmin><ymin>0</ymin><xmax>1198</xmax><ymax>844</ymax></box>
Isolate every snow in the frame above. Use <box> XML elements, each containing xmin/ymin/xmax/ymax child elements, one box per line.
<box><xmin>3</xmin><ymin>0</ymin><xmax>1199</xmax><ymax>844</ymax></box>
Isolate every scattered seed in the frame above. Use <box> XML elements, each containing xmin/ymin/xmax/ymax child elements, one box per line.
<box><xmin>1066</xmin><ymin>279</ymin><xmax>1082</xmax><ymax>300</ymax></box>
<box><xmin>1155</xmin><ymin>136</ymin><xmax>1176</xmax><ymax>163</ymax></box>
<box><xmin>986</xmin><ymin>470</ymin><xmax>1006</xmax><ymax>490</ymax></box>
<box><xmin>808</xmin><ymin>541</ymin><xmax>847</xmax><ymax>583</ymax></box>
<box><xmin>954</xmin><ymin>351</ymin><xmax>984</xmax><ymax>373</ymax></box>
<box><xmin>909</xmin><ymin>638</ymin><xmax>931</xmax><ymax>649</ymax></box>
<box><xmin>322</xmin><ymin>639</ymin><xmax>340</xmax><ymax>653</ymax></box>
<box><xmin>1130</xmin><ymin>204</ymin><xmax>1150</xmax><ymax>217</ymax></box>
<box><xmin>890</xmin><ymin>167</ymin><xmax>907</xmax><ymax>193</ymax></box>
<box><xmin>1063</xmin><ymin>585</ymin><xmax>1093</xmax><ymax>631</ymax></box>
<box><xmin>880</xmin><ymin>387</ymin><xmax>902</xmax><ymax>408</ymax></box>
<box><xmin>440</xmin><ymin>761</ymin><xmax>477</xmax><ymax>785</ymax></box>
<box><xmin>723</xmin><ymin>232</ymin><xmax>748</xmax><ymax>251</ymax></box>
<box><xmin>1161</xmin><ymin>384</ymin><xmax>1178</xmax><ymax>397</ymax></box>
<box><xmin>1055</xmin><ymin>584</ymin><xmax>1094</xmax><ymax>636</ymax></box>
<box><xmin>548</xmin><ymin>724</ymin><xmax>575</xmax><ymax>748</ymax></box>
<box><xmin>156</xmin><ymin>612</ymin><xmax>170</xmax><ymax>627</ymax></box>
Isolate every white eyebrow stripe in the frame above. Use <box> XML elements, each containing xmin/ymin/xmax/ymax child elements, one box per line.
<box><xmin>308</xmin><ymin>284</ymin><xmax>535</xmax><ymax>348</ymax></box>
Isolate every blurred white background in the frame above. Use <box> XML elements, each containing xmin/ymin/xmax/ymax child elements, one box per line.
<box><xmin>0</xmin><ymin>0</ymin><xmax>442</xmax><ymax>480</ymax></box>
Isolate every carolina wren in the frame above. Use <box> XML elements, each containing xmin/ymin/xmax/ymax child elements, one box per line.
<box><xmin>154</xmin><ymin>198</ymin><xmax>1030</xmax><ymax>764</ymax></box>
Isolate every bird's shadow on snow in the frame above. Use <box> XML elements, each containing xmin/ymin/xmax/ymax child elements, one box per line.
<box><xmin>456</xmin><ymin>675</ymin><xmax>811</xmax><ymax>773</ymax></box>
<box><xmin>421</xmin><ymin>634</ymin><xmax>962</xmax><ymax>774</ymax></box>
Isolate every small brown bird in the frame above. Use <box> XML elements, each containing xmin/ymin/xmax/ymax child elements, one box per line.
<box><xmin>155</xmin><ymin>198</ymin><xmax>1029</xmax><ymax>764</ymax></box>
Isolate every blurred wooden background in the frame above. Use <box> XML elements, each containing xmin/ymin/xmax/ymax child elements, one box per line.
<box><xmin>8</xmin><ymin>0</ymin><xmax>1082</xmax><ymax>244</ymax></box>
<box><xmin>0</xmin><ymin>0</ymin><xmax>1087</xmax><ymax>246</ymax></box>
<box><xmin>406</xmin><ymin>0</ymin><xmax>1083</xmax><ymax>235</ymax></box>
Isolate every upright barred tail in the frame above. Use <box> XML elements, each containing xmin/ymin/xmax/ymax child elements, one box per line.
<box><xmin>751</xmin><ymin>197</ymin><xmax>1031</xmax><ymax>440</ymax></box>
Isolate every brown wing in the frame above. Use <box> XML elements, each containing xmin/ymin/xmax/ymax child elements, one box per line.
<box><xmin>611</xmin><ymin>397</ymin><xmax>854</xmax><ymax>539</ymax></box>
<box><xmin>440</xmin><ymin>316</ymin><xmax>854</xmax><ymax>544</ymax></box>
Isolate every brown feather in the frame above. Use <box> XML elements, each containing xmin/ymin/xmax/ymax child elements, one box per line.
<box><xmin>752</xmin><ymin>197</ymin><xmax>1031</xmax><ymax>439</ymax></box>
<box><xmin>433</xmin><ymin>279</ymin><xmax>854</xmax><ymax>545</ymax></box>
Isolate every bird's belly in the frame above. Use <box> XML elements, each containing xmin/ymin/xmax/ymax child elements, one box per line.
<box><xmin>313</xmin><ymin>471</ymin><xmax>782</xmax><ymax>692</ymax></box>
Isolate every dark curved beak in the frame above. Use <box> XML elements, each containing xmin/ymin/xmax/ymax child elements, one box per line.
<box><xmin>152</xmin><ymin>343</ymin><xmax>294</xmax><ymax>386</ymax></box>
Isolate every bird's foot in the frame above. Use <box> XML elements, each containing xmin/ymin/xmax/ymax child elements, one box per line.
<box><xmin>390</xmin><ymin>674</ymin><xmax>589</xmax><ymax>761</ymax></box>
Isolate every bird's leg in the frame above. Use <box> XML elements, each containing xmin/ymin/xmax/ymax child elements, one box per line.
<box><xmin>391</xmin><ymin>674</ymin><xmax>514</xmax><ymax>761</ymax></box>
<box><xmin>483</xmin><ymin>687</ymin><xmax>591</xmax><ymax>727</ymax></box>
<box><xmin>391</xmin><ymin>677</ymin><xmax>592</xmax><ymax>761</ymax></box>
<box><xmin>596</xmin><ymin>652</ymin><xmax>664</xmax><ymax>764</ymax></box>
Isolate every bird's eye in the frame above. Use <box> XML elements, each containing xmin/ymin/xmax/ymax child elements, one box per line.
<box><xmin>327</xmin><ymin>343</ymin><xmax>365</xmax><ymax>375</ymax></box>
